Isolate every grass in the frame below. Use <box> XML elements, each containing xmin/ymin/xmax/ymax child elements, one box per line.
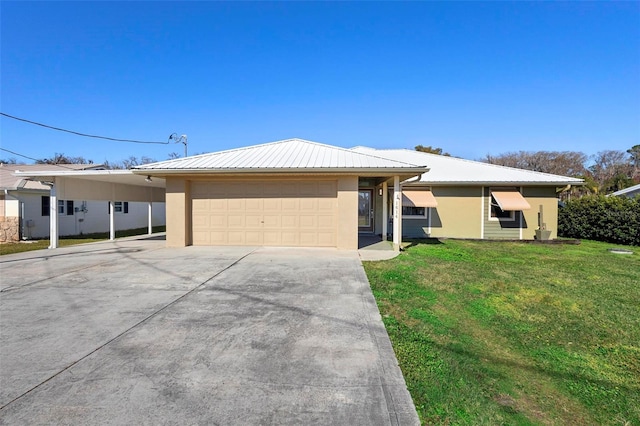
<box><xmin>0</xmin><ymin>226</ymin><xmax>165</xmax><ymax>256</ymax></box>
<box><xmin>364</xmin><ymin>239</ymin><xmax>640</xmax><ymax>425</ymax></box>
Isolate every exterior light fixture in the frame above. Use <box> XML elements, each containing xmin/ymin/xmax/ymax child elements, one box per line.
<box><xmin>378</xmin><ymin>188</ymin><xmax>383</xmax><ymax>196</ymax></box>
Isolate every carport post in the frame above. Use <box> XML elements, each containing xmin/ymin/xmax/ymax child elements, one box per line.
<box><xmin>109</xmin><ymin>201</ymin><xmax>115</xmax><ymax>240</ymax></box>
<box><xmin>148</xmin><ymin>201</ymin><xmax>153</xmax><ymax>235</ymax></box>
<box><xmin>392</xmin><ymin>176</ymin><xmax>402</xmax><ymax>251</ymax></box>
<box><xmin>382</xmin><ymin>180</ymin><xmax>388</xmax><ymax>240</ymax></box>
<box><xmin>49</xmin><ymin>183</ymin><xmax>59</xmax><ymax>249</ymax></box>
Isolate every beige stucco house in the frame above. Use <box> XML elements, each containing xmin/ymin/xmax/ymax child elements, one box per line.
<box><xmin>12</xmin><ymin>138</ymin><xmax>583</xmax><ymax>250</ymax></box>
<box><xmin>131</xmin><ymin>138</ymin><xmax>582</xmax><ymax>250</ymax></box>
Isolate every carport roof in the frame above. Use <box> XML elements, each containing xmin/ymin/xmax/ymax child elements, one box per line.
<box><xmin>134</xmin><ymin>138</ymin><xmax>428</xmax><ymax>175</ymax></box>
<box><xmin>12</xmin><ymin>169</ymin><xmax>166</xmax><ymax>189</ymax></box>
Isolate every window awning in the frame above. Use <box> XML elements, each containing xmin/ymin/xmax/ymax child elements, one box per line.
<box><xmin>491</xmin><ymin>190</ymin><xmax>531</xmax><ymax>211</ymax></box>
<box><xmin>402</xmin><ymin>190</ymin><xmax>438</xmax><ymax>207</ymax></box>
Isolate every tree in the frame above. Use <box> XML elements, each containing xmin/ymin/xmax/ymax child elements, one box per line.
<box><xmin>103</xmin><ymin>156</ymin><xmax>157</xmax><ymax>170</ymax></box>
<box><xmin>627</xmin><ymin>144</ymin><xmax>640</xmax><ymax>181</ymax></box>
<box><xmin>627</xmin><ymin>144</ymin><xmax>640</xmax><ymax>168</ymax></box>
<box><xmin>415</xmin><ymin>145</ymin><xmax>451</xmax><ymax>156</ymax></box>
<box><xmin>483</xmin><ymin>151</ymin><xmax>589</xmax><ymax>177</ymax></box>
<box><xmin>0</xmin><ymin>157</ymin><xmax>18</xmax><ymax>164</ymax></box>
<box><xmin>36</xmin><ymin>153</ymin><xmax>93</xmax><ymax>164</ymax></box>
<box><xmin>589</xmin><ymin>150</ymin><xmax>634</xmax><ymax>193</ymax></box>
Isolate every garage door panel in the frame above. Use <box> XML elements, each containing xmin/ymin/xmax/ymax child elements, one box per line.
<box><xmin>263</xmin><ymin>231</ymin><xmax>281</xmax><ymax>245</ymax></box>
<box><xmin>210</xmin><ymin>199</ymin><xmax>227</xmax><ymax>210</ymax></box>
<box><xmin>318</xmin><ymin>199</ymin><xmax>335</xmax><ymax>211</ymax></box>
<box><xmin>192</xmin><ymin>214</ymin><xmax>209</xmax><ymax>227</ymax></box>
<box><xmin>281</xmin><ymin>215</ymin><xmax>299</xmax><ymax>228</ymax></box>
<box><xmin>228</xmin><ymin>199</ymin><xmax>245</xmax><ymax>211</ymax></box>
<box><xmin>228</xmin><ymin>216</ymin><xmax>245</xmax><ymax>228</ymax></box>
<box><xmin>299</xmin><ymin>215</ymin><xmax>316</xmax><ymax>228</ymax></box>
<box><xmin>245</xmin><ymin>199</ymin><xmax>262</xmax><ymax>210</ymax></box>
<box><xmin>245</xmin><ymin>231</ymin><xmax>263</xmax><ymax>245</ymax></box>
<box><xmin>192</xmin><ymin>199</ymin><xmax>210</xmax><ymax>211</ymax></box>
<box><xmin>191</xmin><ymin>180</ymin><xmax>337</xmax><ymax>247</ymax></box>
<box><xmin>209</xmin><ymin>215</ymin><xmax>227</xmax><ymax>227</ymax></box>
<box><xmin>263</xmin><ymin>199</ymin><xmax>281</xmax><ymax>211</ymax></box>
<box><xmin>245</xmin><ymin>215</ymin><xmax>262</xmax><ymax>228</ymax></box>
<box><xmin>282</xmin><ymin>199</ymin><xmax>299</xmax><ymax>210</ymax></box>
<box><xmin>263</xmin><ymin>215</ymin><xmax>281</xmax><ymax>228</ymax></box>
<box><xmin>299</xmin><ymin>232</ymin><xmax>318</xmax><ymax>246</ymax></box>
<box><xmin>300</xmin><ymin>199</ymin><xmax>317</xmax><ymax>211</ymax></box>
<box><xmin>318</xmin><ymin>215</ymin><xmax>335</xmax><ymax>228</ymax></box>
<box><xmin>281</xmin><ymin>232</ymin><xmax>299</xmax><ymax>245</ymax></box>
<box><xmin>226</xmin><ymin>230</ymin><xmax>245</xmax><ymax>246</ymax></box>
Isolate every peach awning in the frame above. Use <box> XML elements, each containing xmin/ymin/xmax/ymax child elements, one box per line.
<box><xmin>402</xmin><ymin>190</ymin><xmax>438</xmax><ymax>207</ymax></box>
<box><xmin>491</xmin><ymin>190</ymin><xmax>531</xmax><ymax>211</ymax></box>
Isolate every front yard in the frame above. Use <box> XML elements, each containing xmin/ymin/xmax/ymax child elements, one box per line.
<box><xmin>364</xmin><ymin>239</ymin><xmax>639</xmax><ymax>425</ymax></box>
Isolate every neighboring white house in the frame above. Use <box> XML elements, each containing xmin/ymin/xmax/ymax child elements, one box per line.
<box><xmin>0</xmin><ymin>163</ymin><xmax>166</xmax><ymax>243</ymax></box>
<box><xmin>609</xmin><ymin>183</ymin><xmax>640</xmax><ymax>198</ymax></box>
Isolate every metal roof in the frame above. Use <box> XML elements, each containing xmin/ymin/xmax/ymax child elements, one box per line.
<box><xmin>134</xmin><ymin>138</ymin><xmax>428</xmax><ymax>174</ymax></box>
<box><xmin>351</xmin><ymin>147</ymin><xmax>584</xmax><ymax>185</ymax></box>
<box><xmin>0</xmin><ymin>163</ymin><xmax>103</xmax><ymax>191</ymax></box>
<box><xmin>609</xmin><ymin>183</ymin><xmax>640</xmax><ymax>198</ymax></box>
<box><xmin>11</xmin><ymin>169</ymin><xmax>166</xmax><ymax>189</ymax></box>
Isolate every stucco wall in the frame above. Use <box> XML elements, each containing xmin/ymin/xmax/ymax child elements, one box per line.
<box><xmin>522</xmin><ymin>186</ymin><xmax>559</xmax><ymax>239</ymax></box>
<box><xmin>429</xmin><ymin>186</ymin><xmax>483</xmax><ymax>239</ymax></box>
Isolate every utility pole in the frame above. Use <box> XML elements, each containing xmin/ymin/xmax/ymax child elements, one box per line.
<box><xmin>169</xmin><ymin>133</ymin><xmax>188</xmax><ymax>157</ymax></box>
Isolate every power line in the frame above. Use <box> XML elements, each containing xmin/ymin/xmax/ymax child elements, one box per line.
<box><xmin>1</xmin><ymin>112</ymin><xmax>172</xmax><ymax>145</ymax></box>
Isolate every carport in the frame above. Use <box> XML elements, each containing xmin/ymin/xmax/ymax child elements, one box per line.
<box><xmin>13</xmin><ymin>170</ymin><xmax>165</xmax><ymax>248</ymax></box>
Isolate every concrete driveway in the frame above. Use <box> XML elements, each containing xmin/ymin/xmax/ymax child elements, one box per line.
<box><xmin>0</xmin><ymin>236</ymin><xmax>418</xmax><ymax>425</ymax></box>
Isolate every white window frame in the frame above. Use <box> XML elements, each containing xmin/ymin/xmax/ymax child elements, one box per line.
<box><xmin>489</xmin><ymin>188</ymin><xmax>517</xmax><ymax>222</ymax></box>
<box><xmin>401</xmin><ymin>205</ymin><xmax>428</xmax><ymax>219</ymax></box>
<box><xmin>57</xmin><ymin>199</ymin><xmax>65</xmax><ymax>215</ymax></box>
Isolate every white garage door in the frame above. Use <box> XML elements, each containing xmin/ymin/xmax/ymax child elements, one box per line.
<box><xmin>191</xmin><ymin>180</ymin><xmax>338</xmax><ymax>247</ymax></box>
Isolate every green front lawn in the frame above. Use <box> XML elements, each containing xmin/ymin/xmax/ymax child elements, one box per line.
<box><xmin>364</xmin><ymin>239</ymin><xmax>639</xmax><ymax>425</ymax></box>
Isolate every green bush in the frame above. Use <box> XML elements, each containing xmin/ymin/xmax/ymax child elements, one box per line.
<box><xmin>558</xmin><ymin>195</ymin><xmax>640</xmax><ymax>246</ymax></box>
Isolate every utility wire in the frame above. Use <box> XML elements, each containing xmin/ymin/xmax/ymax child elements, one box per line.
<box><xmin>1</xmin><ymin>112</ymin><xmax>171</xmax><ymax>145</ymax></box>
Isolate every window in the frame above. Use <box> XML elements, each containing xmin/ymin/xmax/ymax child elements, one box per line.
<box><xmin>110</xmin><ymin>201</ymin><xmax>130</xmax><ymax>214</ymax></box>
<box><xmin>402</xmin><ymin>206</ymin><xmax>427</xmax><ymax>218</ymax></box>
<box><xmin>66</xmin><ymin>200</ymin><xmax>74</xmax><ymax>216</ymax></box>
<box><xmin>41</xmin><ymin>196</ymin><xmax>50</xmax><ymax>216</ymax></box>
<box><xmin>489</xmin><ymin>188</ymin><xmax>530</xmax><ymax>222</ymax></box>
<box><xmin>490</xmin><ymin>201</ymin><xmax>516</xmax><ymax>221</ymax></box>
<box><xmin>58</xmin><ymin>200</ymin><xmax>65</xmax><ymax>214</ymax></box>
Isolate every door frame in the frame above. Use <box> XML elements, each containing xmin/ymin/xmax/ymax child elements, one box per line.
<box><xmin>358</xmin><ymin>188</ymin><xmax>375</xmax><ymax>233</ymax></box>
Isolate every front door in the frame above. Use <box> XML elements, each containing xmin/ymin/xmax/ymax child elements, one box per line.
<box><xmin>358</xmin><ymin>189</ymin><xmax>374</xmax><ymax>232</ymax></box>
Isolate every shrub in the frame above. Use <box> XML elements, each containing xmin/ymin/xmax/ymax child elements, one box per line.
<box><xmin>558</xmin><ymin>195</ymin><xmax>640</xmax><ymax>246</ymax></box>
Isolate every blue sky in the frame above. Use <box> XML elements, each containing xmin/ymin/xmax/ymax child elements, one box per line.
<box><xmin>1</xmin><ymin>1</ymin><xmax>639</xmax><ymax>164</ymax></box>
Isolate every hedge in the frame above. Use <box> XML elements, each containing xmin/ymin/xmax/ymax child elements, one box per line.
<box><xmin>558</xmin><ymin>195</ymin><xmax>640</xmax><ymax>246</ymax></box>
